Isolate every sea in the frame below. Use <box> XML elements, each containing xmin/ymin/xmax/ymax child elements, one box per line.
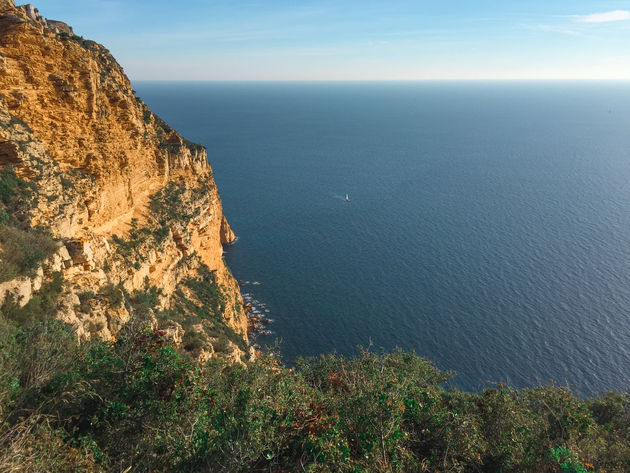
<box><xmin>134</xmin><ymin>81</ymin><xmax>630</xmax><ymax>397</ymax></box>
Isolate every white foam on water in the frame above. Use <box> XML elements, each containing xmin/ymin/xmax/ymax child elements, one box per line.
<box><xmin>241</xmin><ymin>287</ymin><xmax>274</xmax><ymax>340</ymax></box>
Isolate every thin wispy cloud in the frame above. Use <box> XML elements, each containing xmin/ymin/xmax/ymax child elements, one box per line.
<box><xmin>573</xmin><ymin>10</ymin><xmax>630</xmax><ymax>23</ymax></box>
<box><xmin>535</xmin><ymin>24</ymin><xmax>581</xmax><ymax>36</ymax></box>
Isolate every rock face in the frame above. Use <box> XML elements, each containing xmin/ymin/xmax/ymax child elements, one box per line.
<box><xmin>18</xmin><ymin>3</ymin><xmax>74</xmax><ymax>35</ymax></box>
<box><xmin>0</xmin><ymin>2</ymin><xmax>249</xmax><ymax>362</ymax></box>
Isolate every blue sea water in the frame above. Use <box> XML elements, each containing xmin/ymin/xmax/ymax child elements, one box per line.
<box><xmin>135</xmin><ymin>81</ymin><xmax>630</xmax><ymax>396</ymax></box>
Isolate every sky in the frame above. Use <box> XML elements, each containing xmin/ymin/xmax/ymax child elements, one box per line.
<box><xmin>31</xmin><ymin>0</ymin><xmax>630</xmax><ymax>80</ymax></box>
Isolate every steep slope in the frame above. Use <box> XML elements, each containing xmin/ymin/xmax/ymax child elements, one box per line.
<box><xmin>0</xmin><ymin>0</ymin><xmax>250</xmax><ymax>362</ymax></box>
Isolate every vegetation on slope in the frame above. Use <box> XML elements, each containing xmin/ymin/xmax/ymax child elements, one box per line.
<box><xmin>0</xmin><ymin>167</ymin><xmax>57</xmax><ymax>282</ymax></box>
<box><xmin>0</xmin><ymin>16</ymin><xmax>627</xmax><ymax>470</ymax></box>
<box><xmin>0</xmin><ymin>306</ymin><xmax>629</xmax><ymax>472</ymax></box>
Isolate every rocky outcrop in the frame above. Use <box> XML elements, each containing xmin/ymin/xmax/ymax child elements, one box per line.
<box><xmin>0</xmin><ymin>2</ymin><xmax>250</xmax><ymax>363</ymax></box>
<box><xmin>220</xmin><ymin>215</ymin><xmax>237</xmax><ymax>244</ymax></box>
<box><xmin>18</xmin><ymin>3</ymin><xmax>73</xmax><ymax>35</ymax></box>
<box><xmin>0</xmin><ymin>242</ymin><xmax>71</xmax><ymax>306</ymax></box>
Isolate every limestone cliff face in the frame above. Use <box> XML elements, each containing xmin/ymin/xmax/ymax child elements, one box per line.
<box><xmin>0</xmin><ymin>1</ymin><xmax>250</xmax><ymax>362</ymax></box>
<box><xmin>18</xmin><ymin>3</ymin><xmax>73</xmax><ymax>35</ymax></box>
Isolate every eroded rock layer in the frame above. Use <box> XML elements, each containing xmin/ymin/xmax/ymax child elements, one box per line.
<box><xmin>0</xmin><ymin>0</ymin><xmax>251</xmax><ymax>363</ymax></box>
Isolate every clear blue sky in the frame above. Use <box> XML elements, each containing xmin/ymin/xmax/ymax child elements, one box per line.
<box><xmin>33</xmin><ymin>0</ymin><xmax>630</xmax><ymax>80</ymax></box>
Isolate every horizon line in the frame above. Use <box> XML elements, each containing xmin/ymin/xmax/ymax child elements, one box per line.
<box><xmin>131</xmin><ymin>78</ymin><xmax>630</xmax><ymax>82</ymax></box>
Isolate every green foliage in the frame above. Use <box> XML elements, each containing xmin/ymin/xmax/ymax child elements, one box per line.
<box><xmin>129</xmin><ymin>284</ymin><xmax>163</xmax><ymax>316</ymax></box>
<box><xmin>182</xmin><ymin>136</ymin><xmax>205</xmax><ymax>155</ymax></box>
<box><xmin>235</xmin><ymin>294</ymin><xmax>243</xmax><ymax>313</ymax></box>
<box><xmin>0</xmin><ymin>311</ymin><xmax>620</xmax><ymax>473</ymax></box>
<box><xmin>158</xmin><ymin>264</ymin><xmax>247</xmax><ymax>354</ymax></box>
<box><xmin>0</xmin><ymin>416</ymin><xmax>105</xmax><ymax>473</ymax></box>
<box><xmin>60</xmin><ymin>175</ymin><xmax>74</xmax><ymax>189</ymax></box>
<box><xmin>142</xmin><ymin>107</ymin><xmax>152</xmax><ymax>124</ymax></box>
<box><xmin>580</xmin><ymin>392</ymin><xmax>630</xmax><ymax>471</ymax></box>
<box><xmin>0</xmin><ymin>166</ymin><xmax>36</xmax><ymax>222</ymax></box>
<box><xmin>58</xmin><ymin>32</ymin><xmax>98</xmax><ymax>50</ymax></box>
<box><xmin>0</xmin><ymin>272</ymin><xmax>64</xmax><ymax>324</ymax></box>
<box><xmin>149</xmin><ymin>181</ymin><xmax>195</xmax><ymax>230</ymax></box>
<box><xmin>0</xmin><ymin>316</ymin><xmax>76</xmax><ymax>415</ymax></box>
<box><xmin>552</xmin><ymin>447</ymin><xmax>592</xmax><ymax>472</ymax></box>
<box><xmin>0</xmin><ymin>167</ymin><xmax>56</xmax><ymax>282</ymax></box>
<box><xmin>182</xmin><ymin>265</ymin><xmax>226</xmax><ymax>319</ymax></box>
<box><xmin>0</xmin><ymin>224</ymin><xmax>58</xmax><ymax>282</ymax></box>
<box><xmin>0</xmin><ymin>166</ymin><xmax>20</xmax><ymax>204</ymax></box>
<box><xmin>0</xmin><ymin>304</ymin><xmax>630</xmax><ymax>472</ymax></box>
<box><xmin>77</xmin><ymin>290</ymin><xmax>96</xmax><ymax>314</ymax></box>
<box><xmin>294</xmin><ymin>349</ymin><xmax>458</xmax><ymax>471</ymax></box>
<box><xmin>101</xmin><ymin>283</ymin><xmax>124</xmax><ymax>308</ymax></box>
<box><xmin>111</xmin><ymin>218</ymin><xmax>153</xmax><ymax>269</ymax></box>
<box><xmin>152</xmin><ymin>113</ymin><xmax>205</xmax><ymax>156</ymax></box>
<box><xmin>0</xmin><ymin>315</ymin><xmax>104</xmax><ymax>471</ymax></box>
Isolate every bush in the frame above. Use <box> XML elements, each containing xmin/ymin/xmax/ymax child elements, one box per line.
<box><xmin>1</xmin><ymin>310</ymin><xmax>630</xmax><ymax>472</ymax></box>
<box><xmin>0</xmin><ymin>167</ymin><xmax>20</xmax><ymax>204</ymax></box>
<box><xmin>0</xmin><ymin>166</ymin><xmax>36</xmax><ymax>226</ymax></box>
<box><xmin>58</xmin><ymin>32</ymin><xmax>98</xmax><ymax>50</ymax></box>
<box><xmin>149</xmin><ymin>182</ymin><xmax>195</xmax><ymax>228</ymax></box>
<box><xmin>0</xmin><ymin>416</ymin><xmax>105</xmax><ymax>473</ymax></box>
<box><xmin>0</xmin><ymin>272</ymin><xmax>64</xmax><ymax>324</ymax></box>
<box><xmin>77</xmin><ymin>290</ymin><xmax>96</xmax><ymax>314</ymax></box>
<box><xmin>101</xmin><ymin>284</ymin><xmax>124</xmax><ymax>308</ymax></box>
<box><xmin>0</xmin><ymin>225</ymin><xmax>58</xmax><ymax>282</ymax></box>
<box><xmin>0</xmin><ymin>167</ymin><xmax>56</xmax><ymax>282</ymax></box>
<box><xmin>110</xmin><ymin>218</ymin><xmax>154</xmax><ymax>269</ymax></box>
<box><xmin>157</xmin><ymin>264</ymin><xmax>246</xmax><ymax>355</ymax></box>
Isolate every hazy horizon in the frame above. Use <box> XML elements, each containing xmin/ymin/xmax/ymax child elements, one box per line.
<box><xmin>32</xmin><ymin>1</ymin><xmax>630</xmax><ymax>81</ymax></box>
<box><xmin>132</xmin><ymin>78</ymin><xmax>630</xmax><ymax>82</ymax></box>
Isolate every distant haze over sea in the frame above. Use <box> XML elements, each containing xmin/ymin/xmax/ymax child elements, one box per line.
<box><xmin>136</xmin><ymin>81</ymin><xmax>630</xmax><ymax>396</ymax></box>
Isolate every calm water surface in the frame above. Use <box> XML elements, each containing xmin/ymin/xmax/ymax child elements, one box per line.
<box><xmin>135</xmin><ymin>81</ymin><xmax>630</xmax><ymax>396</ymax></box>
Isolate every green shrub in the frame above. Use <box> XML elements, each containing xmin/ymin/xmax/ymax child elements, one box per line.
<box><xmin>0</xmin><ymin>166</ymin><xmax>36</xmax><ymax>225</ymax></box>
<box><xmin>101</xmin><ymin>284</ymin><xmax>124</xmax><ymax>308</ymax></box>
<box><xmin>0</xmin><ymin>167</ymin><xmax>20</xmax><ymax>204</ymax></box>
<box><xmin>156</xmin><ymin>264</ymin><xmax>246</xmax><ymax>355</ymax></box>
<box><xmin>182</xmin><ymin>265</ymin><xmax>225</xmax><ymax>319</ymax></box>
<box><xmin>0</xmin><ymin>224</ymin><xmax>58</xmax><ymax>282</ymax></box>
<box><xmin>182</xmin><ymin>328</ymin><xmax>211</xmax><ymax>353</ymax></box>
<box><xmin>129</xmin><ymin>284</ymin><xmax>162</xmax><ymax>314</ymax></box>
<box><xmin>552</xmin><ymin>447</ymin><xmax>592</xmax><ymax>472</ymax></box>
<box><xmin>110</xmin><ymin>218</ymin><xmax>153</xmax><ymax>268</ymax></box>
<box><xmin>0</xmin><ymin>272</ymin><xmax>64</xmax><ymax>325</ymax></box>
<box><xmin>0</xmin><ymin>306</ymin><xmax>630</xmax><ymax>472</ymax></box>
<box><xmin>580</xmin><ymin>393</ymin><xmax>630</xmax><ymax>472</ymax></box>
<box><xmin>77</xmin><ymin>290</ymin><xmax>96</xmax><ymax>314</ymax></box>
<box><xmin>60</xmin><ymin>175</ymin><xmax>74</xmax><ymax>189</ymax></box>
<box><xmin>0</xmin><ymin>415</ymin><xmax>106</xmax><ymax>473</ymax></box>
<box><xmin>149</xmin><ymin>182</ymin><xmax>194</xmax><ymax>227</ymax></box>
<box><xmin>58</xmin><ymin>32</ymin><xmax>98</xmax><ymax>50</ymax></box>
<box><xmin>0</xmin><ymin>168</ymin><xmax>56</xmax><ymax>282</ymax></box>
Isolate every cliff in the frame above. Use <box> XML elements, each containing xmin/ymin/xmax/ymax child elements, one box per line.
<box><xmin>18</xmin><ymin>3</ymin><xmax>73</xmax><ymax>35</ymax></box>
<box><xmin>0</xmin><ymin>0</ymin><xmax>251</xmax><ymax>363</ymax></box>
<box><xmin>1</xmin><ymin>3</ymin><xmax>630</xmax><ymax>473</ymax></box>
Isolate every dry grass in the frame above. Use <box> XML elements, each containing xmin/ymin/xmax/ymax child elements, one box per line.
<box><xmin>0</xmin><ymin>414</ymin><xmax>104</xmax><ymax>473</ymax></box>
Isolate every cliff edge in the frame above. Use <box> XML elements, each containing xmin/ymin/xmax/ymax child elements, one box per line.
<box><xmin>0</xmin><ymin>0</ymin><xmax>251</xmax><ymax>363</ymax></box>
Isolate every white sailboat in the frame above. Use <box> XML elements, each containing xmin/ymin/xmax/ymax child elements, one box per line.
<box><xmin>345</xmin><ymin>194</ymin><xmax>350</xmax><ymax>202</ymax></box>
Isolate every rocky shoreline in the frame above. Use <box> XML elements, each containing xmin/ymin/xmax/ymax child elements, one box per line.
<box><xmin>240</xmin><ymin>283</ymin><xmax>273</xmax><ymax>342</ymax></box>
